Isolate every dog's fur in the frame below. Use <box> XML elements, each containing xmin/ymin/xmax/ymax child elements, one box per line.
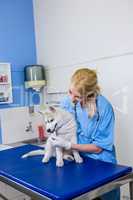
<box><xmin>22</xmin><ymin>106</ymin><xmax>83</xmax><ymax>167</ymax></box>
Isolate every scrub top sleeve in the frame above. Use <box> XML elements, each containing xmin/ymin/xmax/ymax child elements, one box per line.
<box><xmin>92</xmin><ymin>104</ymin><xmax>115</xmax><ymax>151</ymax></box>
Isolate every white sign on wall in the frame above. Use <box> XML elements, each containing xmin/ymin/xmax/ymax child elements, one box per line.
<box><xmin>0</xmin><ymin>63</ymin><xmax>13</xmax><ymax>104</ymax></box>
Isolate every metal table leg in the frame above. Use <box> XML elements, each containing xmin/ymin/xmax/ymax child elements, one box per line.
<box><xmin>0</xmin><ymin>193</ymin><xmax>9</xmax><ymax>200</ymax></box>
<box><xmin>130</xmin><ymin>181</ymin><xmax>133</xmax><ymax>200</ymax></box>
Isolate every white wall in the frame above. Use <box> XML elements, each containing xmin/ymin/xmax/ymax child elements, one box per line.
<box><xmin>33</xmin><ymin>1</ymin><xmax>133</xmax><ymax>197</ymax></box>
<box><xmin>33</xmin><ymin>0</ymin><xmax>133</xmax><ymax>165</ymax></box>
<box><xmin>33</xmin><ymin>0</ymin><xmax>133</xmax><ymax>67</ymax></box>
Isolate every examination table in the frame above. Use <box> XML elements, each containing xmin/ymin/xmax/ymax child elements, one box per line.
<box><xmin>0</xmin><ymin>145</ymin><xmax>132</xmax><ymax>200</ymax></box>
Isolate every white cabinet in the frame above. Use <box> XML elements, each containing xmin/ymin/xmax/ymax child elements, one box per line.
<box><xmin>0</xmin><ymin>107</ymin><xmax>38</xmax><ymax>144</ymax></box>
<box><xmin>0</xmin><ymin>63</ymin><xmax>13</xmax><ymax>104</ymax></box>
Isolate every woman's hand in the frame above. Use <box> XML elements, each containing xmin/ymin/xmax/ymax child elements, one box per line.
<box><xmin>49</xmin><ymin>136</ymin><xmax>72</xmax><ymax>150</ymax></box>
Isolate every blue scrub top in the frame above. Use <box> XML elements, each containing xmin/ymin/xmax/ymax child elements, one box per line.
<box><xmin>60</xmin><ymin>94</ymin><xmax>117</xmax><ymax>164</ymax></box>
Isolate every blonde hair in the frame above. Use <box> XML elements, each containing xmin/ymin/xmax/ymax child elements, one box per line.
<box><xmin>70</xmin><ymin>68</ymin><xmax>100</xmax><ymax>117</ymax></box>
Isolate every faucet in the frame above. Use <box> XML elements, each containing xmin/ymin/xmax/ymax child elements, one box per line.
<box><xmin>25</xmin><ymin>121</ymin><xmax>33</xmax><ymax>132</ymax></box>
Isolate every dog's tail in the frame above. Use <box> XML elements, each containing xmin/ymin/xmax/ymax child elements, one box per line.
<box><xmin>21</xmin><ymin>149</ymin><xmax>44</xmax><ymax>158</ymax></box>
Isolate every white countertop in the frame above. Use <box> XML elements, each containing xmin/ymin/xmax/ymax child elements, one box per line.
<box><xmin>0</xmin><ymin>144</ymin><xmax>13</xmax><ymax>151</ymax></box>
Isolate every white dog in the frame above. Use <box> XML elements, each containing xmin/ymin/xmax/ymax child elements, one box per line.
<box><xmin>22</xmin><ymin>106</ymin><xmax>83</xmax><ymax>167</ymax></box>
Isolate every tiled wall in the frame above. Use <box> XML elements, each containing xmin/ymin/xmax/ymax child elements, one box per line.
<box><xmin>0</xmin><ymin>0</ymin><xmax>37</xmax><ymax>109</ymax></box>
<box><xmin>0</xmin><ymin>0</ymin><xmax>38</xmax><ymax>143</ymax></box>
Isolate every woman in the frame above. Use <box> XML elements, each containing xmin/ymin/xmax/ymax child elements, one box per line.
<box><xmin>50</xmin><ymin>68</ymin><xmax>120</xmax><ymax>200</ymax></box>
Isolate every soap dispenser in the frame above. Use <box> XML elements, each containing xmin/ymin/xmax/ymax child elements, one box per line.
<box><xmin>24</xmin><ymin>65</ymin><xmax>46</xmax><ymax>91</ymax></box>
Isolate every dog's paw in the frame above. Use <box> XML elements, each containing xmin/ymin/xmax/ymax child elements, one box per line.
<box><xmin>56</xmin><ymin>160</ymin><xmax>64</xmax><ymax>167</ymax></box>
<box><xmin>63</xmin><ymin>154</ymin><xmax>74</xmax><ymax>161</ymax></box>
<box><xmin>42</xmin><ymin>157</ymin><xmax>50</xmax><ymax>163</ymax></box>
<box><xmin>21</xmin><ymin>154</ymin><xmax>28</xmax><ymax>158</ymax></box>
<box><xmin>75</xmin><ymin>156</ymin><xmax>83</xmax><ymax>163</ymax></box>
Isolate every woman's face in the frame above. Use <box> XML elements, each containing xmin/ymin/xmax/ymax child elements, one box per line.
<box><xmin>69</xmin><ymin>85</ymin><xmax>95</xmax><ymax>106</ymax></box>
<box><xmin>69</xmin><ymin>86</ymin><xmax>83</xmax><ymax>104</ymax></box>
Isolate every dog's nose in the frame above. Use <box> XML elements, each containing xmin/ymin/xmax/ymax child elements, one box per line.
<box><xmin>47</xmin><ymin>129</ymin><xmax>51</xmax><ymax>132</ymax></box>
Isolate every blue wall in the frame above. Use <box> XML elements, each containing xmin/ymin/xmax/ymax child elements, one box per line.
<box><xmin>0</xmin><ymin>119</ymin><xmax>2</xmax><ymax>144</ymax></box>
<box><xmin>0</xmin><ymin>0</ymin><xmax>38</xmax><ymax>109</ymax></box>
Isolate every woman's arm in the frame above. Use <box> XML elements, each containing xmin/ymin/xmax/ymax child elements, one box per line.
<box><xmin>71</xmin><ymin>143</ymin><xmax>102</xmax><ymax>154</ymax></box>
<box><xmin>50</xmin><ymin>136</ymin><xmax>103</xmax><ymax>154</ymax></box>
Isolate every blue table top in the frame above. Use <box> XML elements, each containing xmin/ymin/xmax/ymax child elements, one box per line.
<box><xmin>0</xmin><ymin>145</ymin><xmax>132</xmax><ymax>200</ymax></box>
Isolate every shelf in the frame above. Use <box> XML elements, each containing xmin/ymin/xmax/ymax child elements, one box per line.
<box><xmin>0</xmin><ymin>63</ymin><xmax>13</xmax><ymax>104</ymax></box>
<box><xmin>0</xmin><ymin>82</ymin><xmax>10</xmax><ymax>85</ymax></box>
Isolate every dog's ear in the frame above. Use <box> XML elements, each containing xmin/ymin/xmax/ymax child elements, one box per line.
<box><xmin>49</xmin><ymin>106</ymin><xmax>56</xmax><ymax>113</ymax></box>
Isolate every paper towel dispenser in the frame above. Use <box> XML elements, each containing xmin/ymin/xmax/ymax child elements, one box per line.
<box><xmin>24</xmin><ymin>65</ymin><xmax>46</xmax><ymax>91</ymax></box>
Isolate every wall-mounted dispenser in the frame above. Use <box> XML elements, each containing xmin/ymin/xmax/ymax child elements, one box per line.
<box><xmin>24</xmin><ymin>65</ymin><xmax>46</xmax><ymax>91</ymax></box>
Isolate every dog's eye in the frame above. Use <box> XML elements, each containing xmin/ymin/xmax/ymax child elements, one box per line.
<box><xmin>47</xmin><ymin>119</ymin><xmax>54</xmax><ymax>123</ymax></box>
